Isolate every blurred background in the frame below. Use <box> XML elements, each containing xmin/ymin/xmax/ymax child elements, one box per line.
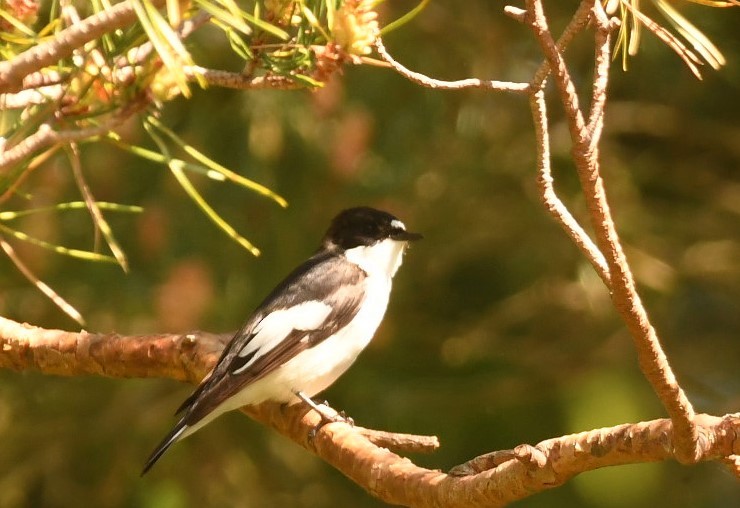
<box><xmin>0</xmin><ymin>1</ymin><xmax>738</xmax><ymax>507</ymax></box>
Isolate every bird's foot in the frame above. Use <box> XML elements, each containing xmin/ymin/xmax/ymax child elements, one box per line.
<box><xmin>293</xmin><ymin>391</ymin><xmax>354</xmax><ymax>442</ymax></box>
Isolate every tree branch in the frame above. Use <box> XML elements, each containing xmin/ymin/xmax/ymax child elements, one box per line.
<box><xmin>375</xmin><ymin>38</ymin><xmax>530</xmax><ymax>93</ymax></box>
<box><xmin>0</xmin><ymin>0</ymin><xmax>166</xmax><ymax>94</ymax></box>
<box><xmin>0</xmin><ymin>316</ymin><xmax>221</xmax><ymax>383</ymax></box>
<box><xmin>0</xmin><ymin>0</ymin><xmax>734</xmax><ymax>505</ymax></box>
<box><xmin>1</xmin><ymin>317</ymin><xmax>737</xmax><ymax>507</ymax></box>
<box><xmin>185</xmin><ymin>66</ymin><xmax>304</xmax><ymax>91</ymax></box>
<box><xmin>449</xmin><ymin>413</ymin><xmax>740</xmax><ymax>478</ymax></box>
<box><xmin>524</xmin><ymin>0</ymin><xmax>700</xmax><ymax>462</ymax></box>
<box><xmin>0</xmin><ymin>94</ymin><xmax>150</xmax><ymax>173</ymax></box>
<box><xmin>528</xmin><ymin>88</ymin><xmax>611</xmax><ymax>285</ymax></box>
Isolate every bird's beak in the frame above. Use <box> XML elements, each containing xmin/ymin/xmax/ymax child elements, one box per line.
<box><xmin>392</xmin><ymin>230</ymin><xmax>423</xmax><ymax>242</ymax></box>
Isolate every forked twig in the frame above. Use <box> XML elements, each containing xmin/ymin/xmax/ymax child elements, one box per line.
<box><xmin>529</xmin><ymin>89</ymin><xmax>611</xmax><ymax>285</ymax></box>
<box><xmin>524</xmin><ymin>0</ymin><xmax>700</xmax><ymax>463</ymax></box>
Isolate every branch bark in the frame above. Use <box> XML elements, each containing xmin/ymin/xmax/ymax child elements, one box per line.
<box><xmin>1</xmin><ymin>317</ymin><xmax>737</xmax><ymax>507</ymax></box>
<box><xmin>375</xmin><ymin>38</ymin><xmax>530</xmax><ymax>94</ymax></box>
<box><xmin>524</xmin><ymin>0</ymin><xmax>700</xmax><ymax>463</ymax></box>
<box><xmin>0</xmin><ymin>0</ymin><xmax>166</xmax><ymax>94</ymax></box>
<box><xmin>0</xmin><ymin>94</ymin><xmax>150</xmax><ymax>173</ymax></box>
<box><xmin>377</xmin><ymin>0</ymin><xmax>723</xmax><ymax>473</ymax></box>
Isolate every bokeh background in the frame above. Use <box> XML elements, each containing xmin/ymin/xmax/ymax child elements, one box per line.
<box><xmin>1</xmin><ymin>2</ymin><xmax>739</xmax><ymax>507</ymax></box>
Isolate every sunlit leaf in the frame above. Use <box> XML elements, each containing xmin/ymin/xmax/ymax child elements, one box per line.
<box><xmin>0</xmin><ymin>201</ymin><xmax>143</xmax><ymax>221</ymax></box>
<box><xmin>0</xmin><ymin>223</ymin><xmax>118</xmax><ymax>264</ymax></box>
<box><xmin>0</xmin><ymin>237</ymin><xmax>86</xmax><ymax>325</ymax></box>
<box><xmin>195</xmin><ymin>0</ymin><xmax>253</xmax><ymax>35</ymax></box>
<box><xmin>165</xmin><ymin>0</ymin><xmax>182</xmax><ymax>27</ymax></box>
<box><xmin>140</xmin><ymin>122</ymin><xmax>262</xmax><ymax>256</ymax></box>
<box><xmin>609</xmin><ymin>0</ymin><xmax>730</xmax><ymax>75</ymax></box>
<box><xmin>194</xmin><ymin>0</ymin><xmax>289</xmax><ymax>40</ymax></box>
<box><xmin>67</xmin><ymin>143</ymin><xmax>130</xmax><ymax>272</ymax></box>
<box><xmin>168</xmin><ymin>161</ymin><xmax>262</xmax><ymax>256</ymax></box>
<box><xmin>131</xmin><ymin>0</ymin><xmax>192</xmax><ymax>97</ymax></box>
<box><xmin>380</xmin><ymin>0</ymin><xmax>430</xmax><ymax>35</ymax></box>
<box><xmin>684</xmin><ymin>0</ymin><xmax>739</xmax><ymax>6</ymax></box>
<box><xmin>146</xmin><ymin>116</ymin><xmax>288</xmax><ymax>207</ymax></box>
<box><xmin>0</xmin><ymin>9</ymin><xmax>37</xmax><ymax>36</ymax></box>
<box><xmin>291</xmin><ymin>73</ymin><xmax>324</xmax><ymax>87</ymax></box>
<box><xmin>300</xmin><ymin>3</ymin><xmax>330</xmax><ymax>41</ymax></box>
<box><xmin>628</xmin><ymin>0</ymin><xmax>642</xmax><ymax>56</ymax></box>
<box><xmin>653</xmin><ymin>0</ymin><xmax>726</xmax><ymax>69</ymax></box>
<box><xmin>617</xmin><ymin>1</ymin><xmax>706</xmax><ymax>78</ymax></box>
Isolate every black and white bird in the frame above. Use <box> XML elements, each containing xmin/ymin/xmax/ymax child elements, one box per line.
<box><xmin>142</xmin><ymin>206</ymin><xmax>421</xmax><ymax>474</ymax></box>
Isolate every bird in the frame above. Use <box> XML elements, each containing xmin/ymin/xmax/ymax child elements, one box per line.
<box><xmin>142</xmin><ymin>206</ymin><xmax>422</xmax><ymax>474</ymax></box>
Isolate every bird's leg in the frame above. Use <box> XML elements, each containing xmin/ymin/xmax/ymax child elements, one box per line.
<box><xmin>315</xmin><ymin>399</ymin><xmax>354</xmax><ymax>423</ymax></box>
<box><xmin>293</xmin><ymin>390</ymin><xmax>351</xmax><ymax>423</ymax></box>
<box><xmin>293</xmin><ymin>391</ymin><xmax>354</xmax><ymax>440</ymax></box>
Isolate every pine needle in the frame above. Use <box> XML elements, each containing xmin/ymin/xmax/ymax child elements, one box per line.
<box><xmin>0</xmin><ymin>236</ymin><xmax>86</xmax><ymax>325</ymax></box>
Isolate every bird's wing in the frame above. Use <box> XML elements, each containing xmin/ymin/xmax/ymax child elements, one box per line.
<box><xmin>177</xmin><ymin>251</ymin><xmax>367</xmax><ymax>424</ymax></box>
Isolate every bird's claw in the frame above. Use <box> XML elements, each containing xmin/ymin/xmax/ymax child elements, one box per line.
<box><xmin>307</xmin><ymin>410</ymin><xmax>352</xmax><ymax>444</ymax></box>
<box><xmin>338</xmin><ymin>410</ymin><xmax>354</xmax><ymax>427</ymax></box>
<box><xmin>293</xmin><ymin>391</ymin><xmax>354</xmax><ymax>443</ymax></box>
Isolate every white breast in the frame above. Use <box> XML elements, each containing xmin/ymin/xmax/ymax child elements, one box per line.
<box><xmin>210</xmin><ymin>274</ymin><xmax>390</xmax><ymax>412</ymax></box>
<box><xmin>344</xmin><ymin>237</ymin><xmax>409</xmax><ymax>278</ymax></box>
<box><xmin>274</xmin><ymin>272</ymin><xmax>392</xmax><ymax>398</ymax></box>
<box><xmin>179</xmin><ymin>273</ymin><xmax>394</xmax><ymax>439</ymax></box>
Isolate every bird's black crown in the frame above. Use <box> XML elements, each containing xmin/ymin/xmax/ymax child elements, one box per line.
<box><xmin>323</xmin><ymin>207</ymin><xmax>422</xmax><ymax>250</ymax></box>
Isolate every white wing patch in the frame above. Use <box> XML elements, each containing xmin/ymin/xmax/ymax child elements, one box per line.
<box><xmin>232</xmin><ymin>300</ymin><xmax>332</xmax><ymax>374</ymax></box>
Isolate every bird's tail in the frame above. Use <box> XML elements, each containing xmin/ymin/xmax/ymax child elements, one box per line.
<box><xmin>141</xmin><ymin>419</ymin><xmax>189</xmax><ymax>476</ymax></box>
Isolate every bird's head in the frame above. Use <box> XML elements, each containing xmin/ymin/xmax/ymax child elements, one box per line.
<box><xmin>322</xmin><ymin>207</ymin><xmax>422</xmax><ymax>251</ymax></box>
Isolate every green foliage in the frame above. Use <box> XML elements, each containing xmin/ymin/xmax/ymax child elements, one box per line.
<box><xmin>608</xmin><ymin>0</ymin><xmax>729</xmax><ymax>77</ymax></box>
<box><xmin>0</xmin><ymin>0</ymin><xmax>387</xmax><ymax>320</ymax></box>
<box><xmin>1</xmin><ymin>0</ymin><xmax>731</xmax><ymax>321</ymax></box>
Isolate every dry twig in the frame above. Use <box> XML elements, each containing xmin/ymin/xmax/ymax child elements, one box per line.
<box><xmin>374</xmin><ymin>38</ymin><xmax>529</xmax><ymax>94</ymax></box>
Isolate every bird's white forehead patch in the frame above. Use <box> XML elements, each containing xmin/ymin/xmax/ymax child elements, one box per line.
<box><xmin>391</xmin><ymin>219</ymin><xmax>406</xmax><ymax>230</ymax></box>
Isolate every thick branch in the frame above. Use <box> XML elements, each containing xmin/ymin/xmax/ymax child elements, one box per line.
<box><xmin>0</xmin><ymin>317</ymin><xmax>222</xmax><ymax>383</ymax></box>
<box><xmin>2</xmin><ymin>317</ymin><xmax>737</xmax><ymax>507</ymax></box>
<box><xmin>450</xmin><ymin>414</ymin><xmax>740</xmax><ymax>478</ymax></box>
